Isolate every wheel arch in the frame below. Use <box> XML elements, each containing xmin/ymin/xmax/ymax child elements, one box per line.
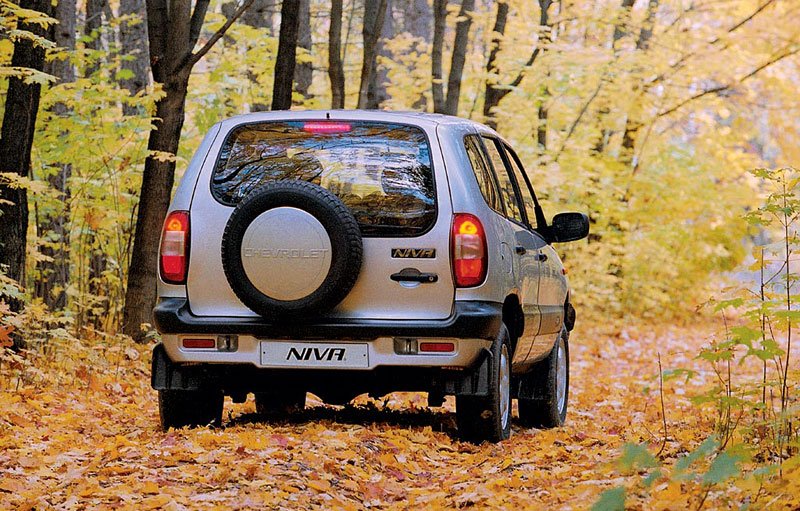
<box><xmin>501</xmin><ymin>294</ymin><xmax>524</xmax><ymax>347</ymax></box>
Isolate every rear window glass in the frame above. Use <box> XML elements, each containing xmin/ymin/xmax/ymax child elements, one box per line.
<box><xmin>212</xmin><ymin>121</ymin><xmax>436</xmax><ymax>237</ymax></box>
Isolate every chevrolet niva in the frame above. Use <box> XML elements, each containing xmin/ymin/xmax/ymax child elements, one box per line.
<box><xmin>151</xmin><ymin>110</ymin><xmax>589</xmax><ymax>443</ymax></box>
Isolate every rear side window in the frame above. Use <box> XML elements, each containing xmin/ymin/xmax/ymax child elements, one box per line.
<box><xmin>212</xmin><ymin>121</ymin><xmax>436</xmax><ymax>237</ymax></box>
<box><xmin>481</xmin><ymin>136</ymin><xmax>525</xmax><ymax>224</ymax></box>
<box><xmin>464</xmin><ymin>135</ymin><xmax>503</xmax><ymax>213</ymax></box>
<box><xmin>503</xmin><ymin>144</ymin><xmax>538</xmax><ymax>228</ymax></box>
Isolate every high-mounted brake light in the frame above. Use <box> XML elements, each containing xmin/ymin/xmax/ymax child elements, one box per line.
<box><xmin>160</xmin><ymin>210</ymin><xmax>190</xmax><ymax>284</ymax></box>
<box><xmin>452</xmin><ymin>213</ymin><xmax>487</xmax><ymax>288</ymax></box>
<box><xmin>302</xmin><ymin>122</ymin><xmax>352</xmax><ymax>133</ymax></box>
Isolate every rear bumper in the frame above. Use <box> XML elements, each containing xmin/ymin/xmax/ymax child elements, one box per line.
<box><xmin>154</xmin><ymin>298</ymin><xmax>502</xmax><ymax>340</ymax></box>
<box><xmin>151</xmin><ymin>299</ymin><xmax>501</xmax><ymax>396</ymax></box>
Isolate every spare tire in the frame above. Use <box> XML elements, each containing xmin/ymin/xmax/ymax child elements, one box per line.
<box><xmin>221</xmin><ymin>180</ymin><xmax>363</xmax><ymax>318</ymax></box>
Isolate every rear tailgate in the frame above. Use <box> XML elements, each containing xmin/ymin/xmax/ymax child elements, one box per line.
<box><xmin>185</xmin><ymin>117</ymin><xmax>455</xmax><ymax>320</ymax></box>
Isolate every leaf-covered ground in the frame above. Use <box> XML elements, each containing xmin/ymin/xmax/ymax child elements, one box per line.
<box><xmin>0</xmin><ymin>323</ymin><xmax>791</xmax><ymax>510</ymax></box>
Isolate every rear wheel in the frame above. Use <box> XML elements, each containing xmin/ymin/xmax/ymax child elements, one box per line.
<box><xmin>456</xmin><ymin>324</ymin><xmax>512</xmax><ymax>443</ymax></box>
<box><xmin>255</xmin><ymin>389</ymin><xmax>306</xmax><ymax>417</ymax></box>
<box><xmin>518</xmin><ymin>327</ymin><xmax>569</xmax><ymax>428</ymax></box>
<box><xmin>158</xmin><ymin>389</ymin><xmax>224</xmax><ymax>430</ymax></box>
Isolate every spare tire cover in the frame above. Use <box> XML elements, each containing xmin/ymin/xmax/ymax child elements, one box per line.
<box><xmin>221</xmin><ymin>180</ymin><xmax>363</xmax><ymax>318</ymax></box>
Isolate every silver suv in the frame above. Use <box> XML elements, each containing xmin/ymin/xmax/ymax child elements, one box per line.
<box><xmin>151</xmin><ymin>110</ymin><xmax>588</xmax><ymax>442</ymax></box>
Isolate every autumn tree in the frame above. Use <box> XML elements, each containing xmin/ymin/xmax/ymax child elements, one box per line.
<box><xmin>119</xmin><ymin>0</ymin><xmax>150</xmax><ymax>116</ymax></box>
<box><xmin>357</xmin><ymin>0</ymin><xmax>388</xmax><ymax>109</ymax></box>
<box><xmin>33</xmin><ymin>0</ymin><xmax>76</xmax><ymax>310</ymax></box>
<box><xmin>294</xmin><ymin>0</ymin><xmax>312</xmax><ymax>101</ymax></box>
<box><xmin>483</xmin><ymin>0</ymin><xmax>551</xmax><ymax>130</ymax></box>
<box><xmin>272</xmin><ymin>0</ymin><xmax>300</xmax><ymax>110</ymax></box>
<box><xmin>122</xmin><ymin>0</ymin><xmax>254</xmax><ymax>338</ymax></box>
<box><xmin>328</xmin><ymin>0</ymin><xmax>345</xmax><ymax>108</ymax></box>
<box><xmin>431</xmin><ymin>0</ymin><xmax>474</xmax><ymax>115</ymax></box>
<box><xmin>0</xmin><ymin>0</ymin><xmax>53</xmax><ymax>326</ymax></box>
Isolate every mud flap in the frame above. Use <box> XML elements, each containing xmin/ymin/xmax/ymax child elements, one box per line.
<box><xmin>565</xmin><ymin>302</ymin><xmax>576</xmax><ymax>331</ymax></box>
<box><xmin>440</xmin><ymin>348</ymin><xmax>493</xmax><ymax>397</ymax></box>
<box><xmin>151</xmin><ymin>344</ymin><xmax>213</xmax><ymax>391</ymax></box>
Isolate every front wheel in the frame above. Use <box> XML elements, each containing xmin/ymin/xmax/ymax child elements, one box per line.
<box><xmin>158</xmin><ymin>389</ymin><xmax>224</xmax><ymax>430</ymax></box>
<box><xmin>518</xmin><ymin>327</ymin><xmax>569</xmax><ymax>428</ymax></box>
<box><xmin>456</xmin><ymin>324</ymin><xmax>512</xmax><ymax>443</ymax></box>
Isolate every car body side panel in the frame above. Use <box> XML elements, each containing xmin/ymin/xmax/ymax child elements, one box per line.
<box><xmin>437</xmin><ymin>123</ymin><xmax>516</xmax><ymax>308</ymax></box>
<box><xmin>157</xmin><ymin>123</ymin><xmax>222</xmax><ymax>299</ymax></box>
<box><xmin>437</xmin><ymin>123</ymin><xmax>545</xmax><ymax>371</ymax></box>
<box><xmin>525</xmin><ymin>244</ymin><xmax>568</xmax><ymax>363</ymax></box>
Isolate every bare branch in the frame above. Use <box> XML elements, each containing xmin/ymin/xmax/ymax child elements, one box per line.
<box><xmin>554</xmin><ymin>78</ymin><xmax>605</xmax><ymax>162</ymax></box>
<box><xmin>657</xmin><ymin>46</ymin><xmax>800</xmax><ymax>118</ymax></box>
<box><xmin>189</xmin><ymin>0</ymin><xmax>211</xmax><ymax>48</ymax></box>
<box><xmin>180</xmin><ymin>0</ymin><xmax>255</xmax><ymax>72</ymax></box>
<box><xmin>647</xmin><ymin>0</ymin><xmax>778</xmax><ymax>92</ymax></box>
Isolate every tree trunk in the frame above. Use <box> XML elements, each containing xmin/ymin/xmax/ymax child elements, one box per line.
<box><xmin>431</xmin><ymin>0</ymin><xmax>446</xmax><ymax>113</ymax></box>
<box><xmin>35</xmin><ymin>0</ymin><xmax>77</xmax><ymax>311</ymax></box>
<box><xmin>0</xmin><ymin>0</ymin><xmax>51</xmax><ymax>345</ymax></box>
<box><xmin>594</xmin><ymin>0</ymin><xmax>639</xmax><ymax>153</ymax></box>
<box><xmin>123</xmin><ymin>73</ymin><xmax>191</xmax><ymax>337</ymax></box>
<box><xmin>122</xmin><ymin>0</ymin><xmax>253</xmax><ymax>338</ymax></box>
<box><xmin>272</xmin><ymin>0</ymin><xmax>301</xmax><ymax>110</ymax></box>
<box><xmin>85</xmin><ymin>0</ymin><xmax>107</xmax><ymax>75</ymax></box>
<box><xmin>537</xmin><ymin>104</ymin><xmax>548</xmax><ymax>150</ymax></box>
<box><xmin>612</xmin><ymin>0</ymin><xmax>637</xmax><ymax>45</ymax></box>
<box><xmin>402</xmin><ymin>0</ymin><xmax>431</xmax><ymax>109</ymax></box>
<box><xmin>328</xmin><ymin>0</ymin><xmax>345</xmax><ymax>108</ymax></box>
<box><xmin>442</xmin><ymin>0</ymin><xmax>474</xmax><ymax>116</ymax></box>
<box><xmin>119</xmin><ymin>0</ymin><xmax>150</xmax><ymax>116</ymax></box>
<box><xmin>239</xmin><ymin>0</ymin><xmax>276</xmax><ymax>112</ymax></box>
<box><xmin>403</xmin><ymin>0</ymin><xmax>431</xmax><ymax>39</ymax></box>
<box><xmin>366</xmin><ymin>0</ymin><xmax>393</xmax><ymax>109</ymax></box>
<box><xmin>357</xmin><ymin>0</ymin><xmax>387</xmax><ymax>109</ymax></box>
<box><xmin>535</xmin><ymin>0</ymin><xmax>553</xmax><ymax>150</ymax></box>
<box><xmin>294</xmin><ymin>0</ymin><xmax>312</xmax><ymax>101</ymax></box>
<box><xmin>482</xmin><ymin>1</ymin><xmax>508</xmax><ymax>129</ymax></box>
<box><xmin>620</xmin><ymin>0</ymin><xmax>659</xmax><ymax>171</ymax></box>
<box><xmin>241</xmin><ymin>0</ymin><xmax>275</xmax><ymax>30</ymax></box>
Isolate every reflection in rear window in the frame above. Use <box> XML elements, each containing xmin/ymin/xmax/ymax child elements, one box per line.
<box><xmin>212</xmin><ymin>121</ymin><xmax>436</xmax><ymax>237</ymax></box>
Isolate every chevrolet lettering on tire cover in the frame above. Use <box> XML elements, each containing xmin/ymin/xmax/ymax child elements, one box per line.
<box><xmin>242</xmin><ymin>248</ymin><xmax>329</xmax><ymax>259</ymax></box>
<box><xmin>151</xmin><ymin>110</ymin><xmax>589</xmax><ymax>443</ymax></box>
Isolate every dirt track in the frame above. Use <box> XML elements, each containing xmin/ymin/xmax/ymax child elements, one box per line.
<box><xmin>0</xmin><ymin>324</ymin><xmax>716</xmax><ymax>510</ymax></box>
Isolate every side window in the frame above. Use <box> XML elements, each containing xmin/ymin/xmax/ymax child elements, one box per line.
<box><xmin>481</xmin><ymin>136</ymin><xmax>525</xmax><ymax>225</ymax></box>
<box><xmin>503</xmin><ymin>144</ymin><xmax>538</xmax><ymax>228</ymax></box>
<box><xmin>464</xmin><ymin>135</ymin><xmax>503</xmax><ymax>213</ymax></box>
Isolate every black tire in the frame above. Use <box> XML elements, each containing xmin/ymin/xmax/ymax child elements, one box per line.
<box><xmin>158</xmin><ymin>389</ymin><xmax>224</xmax><ymax>430</ymax></box>
<box><xmin>255</xmin><ymin>389</ymin><xmax>306</xmax><ymax>417</ymax></box>
<box><xmin>518</xmin><ymin>327</ymin><xmax>569</xmax><ymax>428</ymax></box>
<box><xmin>221</xmin><ymin>180</ymin><xmax>363</xmax><ymax>318</ymax></box>
<box><xmin>456</xmin><ymin>324</ymin><xmax>512</xmax><ymax>443</ymax></box>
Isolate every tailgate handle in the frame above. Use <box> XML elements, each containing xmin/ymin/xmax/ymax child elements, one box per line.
<box><xmin>391</xmin><ymin>268</ymin><xmax>438</xmax><ymax>283</ymax></box>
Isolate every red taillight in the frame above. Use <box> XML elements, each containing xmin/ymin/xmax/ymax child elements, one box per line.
<box><xmin>302</xmin><ymin>122</ymin><xmax>352</xmax><ymax>133</ymax></box>
<box><xmin>160</xmin><ymin>211</ymin><xmax>190</xmax><ymax>284</ymax></box>
<box><xmin>451</xmin><ymin>213</ymin><xmax>487</xmax><ymax>288</ymax></box>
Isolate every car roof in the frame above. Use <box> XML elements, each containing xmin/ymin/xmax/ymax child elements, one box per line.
<box><xmin>218</xmin><ymin>109</ymin><xmax>494</xmax><ymax>132</ymax></box>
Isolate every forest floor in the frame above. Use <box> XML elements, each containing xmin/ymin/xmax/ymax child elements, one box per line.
<box><xmin>0</xmin><ymin>321</ymin><xmax>792</xmax><ymax>510</ymax></box>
